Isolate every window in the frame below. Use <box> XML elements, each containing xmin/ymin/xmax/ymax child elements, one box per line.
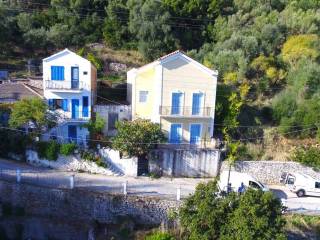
<box><xmin>249</xmin><ymin>181</ymin><xmax>261</xmax><ymax>189</ymax></box>
<box><xmin>171</xmin><ymin>92</ymin><xmax>183</xmax><ymax>115</ymax></box>
<box><xmin>83</xmin><ymin>71</ymin><xmax>88</xmax><ymax>75</ymax></box>
<box><xmin>315</xmin><ymin>182</ymin><xmax>320</xmax><ymax>188</ymax></box>
<box><xmin>51</xmin><ymin>66</ymin><xmax>64</xmax><ymax>80</ymax></box>
<box><xmin>192</xmin><ymin>93</ymin><xmax>203</xmax><ymax>115</ymax></box>
<box><xmin>48</xmin><ymin>99</ymin><xmax>68</xmax><ymax>111</ymax></box>
<box><xmin>108</xmin><ymin>113</ymin><xmax>119</xmax><ymax>131</ymax></box>
<box><xmin>139</xmin><ymin>91</ymin><xmax>148</xmax><ymax>103</ymax></box>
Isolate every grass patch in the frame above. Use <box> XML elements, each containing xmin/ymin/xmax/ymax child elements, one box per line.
<box><xmin>285</xmin><ymin>214</ymin><xmax>320</xmax><ymax>239</ymax></box>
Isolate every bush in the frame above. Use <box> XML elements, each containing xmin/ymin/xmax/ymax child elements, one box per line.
<box><xmin>292</xmin><ymin>147</ymin><xmax>320</xmax><ymax>170</ymax></box>
<box><xmin>0</xmin><ymin>129</ymin><xmax>31</xmax><ymax>158</ymax></box>
<box><xmin>37</xmin><ymin>141</ymin><xmax>60</xmax><ymax>161</ymax></box>
<box><xmin>59</xmin><ymin>143</ymin><xmax>77</xmax><ymax>156</ymax></box>
<box><xmin>145</xmin><ymin>232</ymin><xmax>175</xmax><ymax>240</ymax></box>
<box><xmin>80</xmin><ymin>150</ymin><xmax>107</xmax><ymax>168</ymax></box>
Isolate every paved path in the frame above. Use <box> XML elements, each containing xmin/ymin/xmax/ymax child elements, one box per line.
<box><xmin>0</xmin><ymin>158</ymin><xmax>209</xmax><ymax>199</ymax></box>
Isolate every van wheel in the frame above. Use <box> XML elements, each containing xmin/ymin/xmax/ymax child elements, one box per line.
<box><xmin>296</xmin><ymin>190</ymin><xmax>305</xmax><ymax>197</ymax></box>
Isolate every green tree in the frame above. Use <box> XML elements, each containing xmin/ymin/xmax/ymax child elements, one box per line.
<box><xmin>9</xmin><ymin>98</ymin><xmax>56</xmax><ymax>135</ymax></box>
<box><xmin>112</xmin><ymin>119</ymin><xmax>165</xmax><ymax>157</ymax></box>
<box><xmin>179</xmin><ymin>181</ymin><xmax>286</xmax><ymax>240</ymax></box>
<box><xmin>103</xmin><ymin>0</ymin><xmax>132</xmax><ymax>48</ymax></box>
<box><xmin>128</xmin><ymin>0</ymin><xmax>176</xmax><ymax>60</ymax></box>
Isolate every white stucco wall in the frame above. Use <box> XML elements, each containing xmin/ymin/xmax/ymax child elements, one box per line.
<box><xmin>43</xmin><ymin>49</ymin><xmax>93</xmax><ymax>119</ymax></box>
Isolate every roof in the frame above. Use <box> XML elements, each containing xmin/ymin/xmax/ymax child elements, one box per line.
<box><xmin>0</xmin><ymin>83</ymin><xmax>43</xmax><ymax>103</ymax></box>
<box><xmin>43</xmin><ymin>49</ymin><xmax>95</xmax><ymax>69</ymax></box>
<box><xmin>130</xmin><ymin>50</ymin><xmax>218</xmax><ymax>76</ymax></box>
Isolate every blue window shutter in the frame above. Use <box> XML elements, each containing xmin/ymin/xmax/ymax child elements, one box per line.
<box><xmin>192</xmin><ymin>93</ymin><xmax>202</xmax><ymax>115</ymax></box>
<box><xmin>62</xmin><ymin>99</ymin><xmax>68</xmax><ymax>111</ymax></box>
<box><xmin>171</xmin><ymin>93</ymin><xmax>182</xmax><ymax>114</ymax></box>
<box><xmin>51</xmin><ymin>66</ymin><xmax>64</xmax><ymax>80</ymax></box>
<box><xmin>48</xmin><ymin>99</ymin><xmax>54</xmax><ymax>109</ymax></box>
<box><xmin>170</xmin><ymin>124</ymin><xmax>181</xmax><ymax>144</ymax></box>
<box><xmin>82</xmin><ymin>96</ymin><xmax>89</xmax><ymax>117</ymax></box>
<box><xmin>190</xmin><ymin>124</ymin><xmax>201</xmax><ymax>144</ymax></box>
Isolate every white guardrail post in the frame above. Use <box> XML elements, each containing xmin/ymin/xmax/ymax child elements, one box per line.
<box><xmin>69</xmin><ymin>175</ymin><xmax>74</xmax><ymax>189</ymax></box>
<box><xmin>123</xmin><ymin>181</ymin><xmax>127</xmax><ymax>195</ymax></box>
<box><xmin>16</xmin><ymin>169</ymin><xmax>21</xmax><ymax>183</ymax></box>
<box><xmin>177</xmin><ymin>185</ymin><xmax>181</xmax><ymax>201</ymax></box>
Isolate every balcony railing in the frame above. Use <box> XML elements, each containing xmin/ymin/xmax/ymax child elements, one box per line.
<box><xmin>49</xmin><ymin>109</ymin><xmax>90</xmax><ymax>124</ymax></box>
<box><xmin>45</xmin><ymin>80</ymin><xmax>88</xmax><ymax>90</ymax></box>
<box><xmin>159</xmin><ymin>106</ymin><xmax>213</xmax><ymax>117</ymax></box>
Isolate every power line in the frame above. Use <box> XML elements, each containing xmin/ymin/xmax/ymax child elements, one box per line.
<box><xmin>1</xmin><ymin>6</ymin><xmax>208</xmax><ymax>29</ymax></box>
<box><xmin>3</xmin><ymin>2</ymin><xmax>217</xmax><ymax>23</ymax></box>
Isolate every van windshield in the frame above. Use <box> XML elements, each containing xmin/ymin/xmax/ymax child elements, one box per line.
<box><xmin>249</xmin><ymin>181</ymin><xmax>262</xmax><ymax>189</ymax></box>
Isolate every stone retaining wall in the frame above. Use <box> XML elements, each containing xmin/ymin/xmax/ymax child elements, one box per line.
<box><xmin>220</xmin><ymin>161</ymin><xmax>320</xmax><ymax>184</ymax></box>
<box><xmin>0</xmin><ymin>180</ymin><xmax>180</xmax><ymax>226</ymax></box>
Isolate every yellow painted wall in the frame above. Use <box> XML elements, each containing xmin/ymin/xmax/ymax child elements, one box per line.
<box><xmin>161</xmin><ymin>117</ymin><xmax>212</xmax><ymax>143</ymax></box>
<box><xmin>161</xmin><ymin>57</ymin><xmax>215</xmax><ymax>110</ymax></box>
<box><xmin>134</xmin><ymin>68</ymin><xmax>155</xmax><ymax>119</ymax></box>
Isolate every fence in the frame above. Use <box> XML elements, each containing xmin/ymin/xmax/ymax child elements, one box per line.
<box><xmin>0</xmin><ymin>168</ymin><xmax>187</xmax><ymax>201</ymax></box>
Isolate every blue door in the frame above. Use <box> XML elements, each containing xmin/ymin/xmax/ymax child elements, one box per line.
<box><xmin>68</xmin><ymin>125</ymin><xmax>77</xmax><ymax>142</ymax></box>
<box><xmin>71</xmin><ymin>67</ymin><xmax>79</xmax><ymax>89</ymax></box>
<box><xmin>170</xmin><ymin>124</ymin><xmax>182</xmax><ymax>144</ymax></box>
<box><xmin>171</xmin><ymin>92</ymin><xmax>182</xmax><ymax>115</ymax></box>
<box><xmin>192</xmin><ymin>93</ymin><xmax>203</xmax><ymax>115</ymax></box>
<box><xmin>71</xmin><ymin>99</ymin><xmax>79</xmax><ymax>119</ymax></box>
<box><xmin>82</xmin><ymin>96</ymin><xmax>89</xmax><ymax>117</ymax></box>
<box><xmin>190</xmin><ymin>124</ymin><xmax>201</xmax><ymax>144</ymax></box>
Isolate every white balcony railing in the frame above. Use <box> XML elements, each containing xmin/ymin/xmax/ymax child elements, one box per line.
<box><xmin>45</xmin><ymin>80</ymin><xmax>88</xmax><ymax>90</ymax></box>
<box><xmin>159</xmin><ymin>106</ymin><xmax>214</xmax><ymax>117</ymax></box>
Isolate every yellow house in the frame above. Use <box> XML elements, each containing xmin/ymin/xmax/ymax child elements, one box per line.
<box><xmin>127</xmin><ymin>50</ymin><xmax>218</xmax><ymax>147</ymax></box>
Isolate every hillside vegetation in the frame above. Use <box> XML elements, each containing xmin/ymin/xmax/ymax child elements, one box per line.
<box><xmin>1</xmin><ymin>0</ymin><xmax>320</xmax><ymax>159</ymax></box>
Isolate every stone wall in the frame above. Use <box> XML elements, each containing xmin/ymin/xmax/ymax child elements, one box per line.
<box><xmin>0</xmin><ymin>180</ymin><xmax>180</xmax><ymax>227</ymax></box>
<box><xmin>149</xmin><ymin>149</ymin><xmax>221</xmax><ymax>177</ymax></box>
<box><xmin>220</xmin><ymin>160</ymin><xmax>320</xmax><ymax>184</ymax></box>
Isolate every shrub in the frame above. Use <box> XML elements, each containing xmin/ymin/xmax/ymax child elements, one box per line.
<box><xmin>37</xmin><ymin>141</ymin><xmax>60</xmax><ymax>161</ymax></box>
<box><xmin>145</xmin><ymin>232</ymin><xmax>175</xmax><ymax>240</ymax></box>
<box><xmin>292</xmin><ymin>147</ymin><xmax>320</xmax><ymax>170</ymax></box>
<box><xmin>80</xmin><ymin>150</ymin><xmax>107</xmax><ymax>168</ymax></box>
<box><xmin>59</xmin><ymin>143</ymin><xmax>77</xmax><ymax>156</ymax></box>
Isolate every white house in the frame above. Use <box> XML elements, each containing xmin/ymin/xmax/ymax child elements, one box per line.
<box><xmin>42</xmin><ymin>49</ymin><xmax>97</xmax><ymax>146</ymax></box>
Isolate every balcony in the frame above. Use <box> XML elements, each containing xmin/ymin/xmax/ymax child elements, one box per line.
<box><xmin>159</xmin><ymin>106</ymin><xmax>214</xmax><ymax>117</ymax></box>
<box><xmin>45</xmin><ymin>80</ymin><xmax>88</xmax><ymax>92</ymax></box>
<box><xmin>50</xmin><ymin>109</ymin><xmax>90</xmax><ymax>124</ymax></box>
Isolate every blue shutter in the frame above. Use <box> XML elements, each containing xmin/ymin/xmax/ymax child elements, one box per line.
<box><xmin>51</xmin><ymin>66</ymin><xmax>64</xmax><ymax>80</ymax></box>
<box><xmin>170</xmin><ymin>124</ymin><xmax>181</xmax><ymax>144</ymax></box>
<box><xmin>62</xmin><ymin>99</ymin><xmax>68</xmax><ymax>111</ymax></box>
<box><xmin>192</xmin><ymin>93</ymin><xmax>202</xmax><ymax>115</ymax></box>
<box><xmin>171</xmin><ymin>93</ymin><xmax>182</xmax><ymax>115</ymax></box>
<box><xmin>190</xmin><ymin>124</ymin><xmax>201</xmax><ymax>144</ymax></box>
<box><xmin>82</xmin><ymin>96</ymin><xmax>89</xmax><ymax>117</ymax></box>
<box><xmin>48</xmin><ymin>99</ymin><xmax>54</xmax><ymax>109</ymax></box>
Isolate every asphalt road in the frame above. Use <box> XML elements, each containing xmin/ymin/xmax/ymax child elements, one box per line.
<box><xmin>1</xmin><ymin>158</ymin><xmax>320</xmax><ymax>212</ymax></box>
<box><xmin>0</xmin><ymin>158</ymin><xmax>208</xmax><ymax>199</ymax></box>
<box><xmin>269</xmin><ymin>185</ymin><xmax>320</xmax><ymax>214</ymax></box>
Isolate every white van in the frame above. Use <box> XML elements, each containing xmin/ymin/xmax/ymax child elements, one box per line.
<box><xmin>280</xmin><ymin>172</ymin><xmax>320</xmax><ymax>197</ymax></box>
<box><xmin>218</xmin><ymin>171</ymin><xmax>269</xmax><ymax>193</ymax></box>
